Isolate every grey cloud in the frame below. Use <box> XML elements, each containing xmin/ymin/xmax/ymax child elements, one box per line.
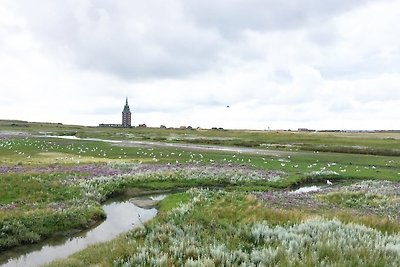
<box><xmin>10</xmin><ymin>0</ymin><xmax>223</xmax><ymax>80</ymax></box>
<box><xmin>85</xmin><ymin>107</ymin><xmax>121</xmax><ymax>115</ymax></box>
<box><xmin>355</xmin><ymin>87</ymin><xmax>400</xmax><ymax>103</ymax></box>
<box><xmin>328</xmin><ymin>101</ymin><xmax>354</xmax><ymax>112</ymax></box>
<box><xmin>133</xmin><ymin>92</ymin><xmax>228</xmax><ymax>114</ymax></box>
<box><xmin>272</xmin><ymin>69</ymin><xmax>293</xmax><ymax>84</ymax></box>
<box><xmin>307</xmin><ymin>24</ymin><xmax>339</xmax><ymax>47</ymax></box>
<box><xmin>134</xmin><ymin>104</ymin><xmax>187</xmax><ymax>113</ymax></box>
<box><xmin>9</xmin><ymin>0</ymin><xmax>375</xmax><ymax>81</ymax></box>
<box><xmin>189</xmin><ymin>96</ymin><xmax>226</xmax><ymax>107</ymax></box>
<box><xmin>183</xmin><ymin>0</ymin><xmax>373</xmax><ymax>37</ymax></box>
<box><xmin>319</xmin><ymin>51</ymin><xmax>400</xmax><ymax>80</ymax></box>
<box><xmin>0</xmin><ymin>97</ymin><xmax>13</xmax><ymax>106</ymax></box>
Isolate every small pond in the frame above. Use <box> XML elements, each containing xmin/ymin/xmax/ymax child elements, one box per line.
<box><xmin>290</xmin><ymin>185</ymin><xmax>322</xmax><ymax>194</ymax></box>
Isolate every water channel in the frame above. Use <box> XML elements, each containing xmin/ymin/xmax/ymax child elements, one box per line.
<box><xmin>41</xmin><ymin>135</ymin><xmax>295</xmax><ymax>157</ymax></box>
<box><xmin>0</xmin><ymin>195</ymin><xmax>164</xmax><ymax>267</ymax></box>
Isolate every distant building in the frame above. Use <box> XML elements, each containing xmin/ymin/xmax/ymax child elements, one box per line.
<box><xmin>298</xmin><ymin>128</ymin><xmax>315</xmax><ymax>132</ymax></box>
<box><xmin>99</xmin><ymin>98</ymin><xmax>132</xmax><ymax>128</ymax></box>
<box><xmin>99</xmin><ymin>124</ymin><xmax>125</xmax><ymax>128</ymax></box>
<box><xmin>122</xmin><ymin>98</ymin><xmax>132</xmax><ymax>127</ymax></box>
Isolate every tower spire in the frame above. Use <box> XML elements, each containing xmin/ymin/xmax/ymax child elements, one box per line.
<box><xmin>122</xmin><ymin>97</ymin><xmax>131</xmax><ymax>127</ymax></box>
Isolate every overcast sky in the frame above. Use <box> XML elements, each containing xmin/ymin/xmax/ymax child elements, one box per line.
<box><xmin>0</xmin><ymin>0</ymin><xmax>399</xmax><ymax>130</ymax></box>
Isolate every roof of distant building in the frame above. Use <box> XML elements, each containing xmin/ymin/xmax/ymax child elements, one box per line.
<box><xmin>123</xmin><ymin>97</ymin><xmax>131</xmax><ymax>113</ymax></box>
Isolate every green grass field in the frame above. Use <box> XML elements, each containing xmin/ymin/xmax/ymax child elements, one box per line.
<box><xmin>2</xmin><ymin>119</ymin><xmax>400</xmax><ymax>156</ymax></box>
<box><xmin>1</xmin><ymin>122</ymin><xmax>400</xmax><ymax>266</ymax></box>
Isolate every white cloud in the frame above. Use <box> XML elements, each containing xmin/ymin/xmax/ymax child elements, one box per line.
<box><xmin>0</xmin><ymin>0</ymin><xmax>399</xmax><ymax>130</ymax></box>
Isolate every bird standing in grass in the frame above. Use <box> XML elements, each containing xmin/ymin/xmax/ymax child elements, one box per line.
<box><xmin>327</xmin><ymin>180</ymin><xmax>333</xmax><ymax>185</ymax></box>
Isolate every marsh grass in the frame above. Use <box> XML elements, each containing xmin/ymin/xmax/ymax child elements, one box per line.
<box><xmin>1</xmin><ymin>137</ymin><xmax>399</xmax><ymax>184</ymax></box>
<box><xmin>2</xmin><ymin>120</ymin><xmax>400</xmax><ymax>155</ymax></box>
<box><xmin>1</xmin><ymin>130</ymin><xmax>400</xmax><ymax>262</ymax></box>
<box><xmin>326</xmin><ymin>210</ymin><xmax>400</xmax><ymax>234</ymax></box>
<box><xmin>318</xmin><ymin>191</ymin><xmax>392</xmax><ymax>208</ymax></box>
<box><xmin>0</xmin><ymin>204</ymin><xmax>105</xmax><ymax>251</ymax></box>
<box><xmin>0</xmin><ymin>163</ymin><xmax>282</xmax><ymax>250</ymax></box>
<box><xmin>49</xmin><ymin>189</ymin><xmax>400</xmax><ymax>267</ymax></box>
<box><xmin>0</xmin><ymin>173</ymin><xmax>82</xmax><ymax>205</ymax></box>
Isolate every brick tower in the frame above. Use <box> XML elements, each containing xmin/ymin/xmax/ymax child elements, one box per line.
<box><xmin>122</xmin><ymin>97</ymin><xmax>131</xmax><ymax>127</ymax></box>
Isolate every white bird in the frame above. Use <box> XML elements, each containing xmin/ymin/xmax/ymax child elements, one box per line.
<box><xmin>326</xmin><ymin>180</ymin><xmax>333</xmax><ymax>185</ymax></box>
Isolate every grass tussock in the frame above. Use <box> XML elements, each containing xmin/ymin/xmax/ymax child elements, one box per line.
<box><xmin>318</xmin><ymin>191</ymin><xmax>392</xmax><ymax>208</ymax></box>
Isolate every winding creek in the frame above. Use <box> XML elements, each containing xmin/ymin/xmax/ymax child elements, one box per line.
<box><xmin>0</xmin><ymin>195</ymin><xmax>164</xmax><ymax>267</ymax></box>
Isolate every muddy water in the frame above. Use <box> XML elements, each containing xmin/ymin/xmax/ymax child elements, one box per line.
<box><xmin>0</xmin><ymin>195</ymin><xmax>164</xmax><ymax>267</ymax></box>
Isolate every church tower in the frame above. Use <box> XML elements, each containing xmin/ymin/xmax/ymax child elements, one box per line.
<box><xmin>122</xmin><ymin>97</ymin><xmax>131</xmax><ymax>127</ymax></box>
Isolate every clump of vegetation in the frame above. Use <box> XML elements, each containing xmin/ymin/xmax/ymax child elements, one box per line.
<box><xmin>51</xmin><ymin>189</ymin><xmax>400</xmax><ymax>266</ymax></box>
<box><xmin>0</xmin><ymin>203</ymin><xmax>104</xmax><ymax>251</ymax></box>
<box><xmin>77</xmin><ymin>165</ymin><xmax>285</xmax><ymax>202</ymax></box>
<box><xmin>318</xmin><ymin>191</ymin><xmax>392</xmax><ymax>208</ymax></box>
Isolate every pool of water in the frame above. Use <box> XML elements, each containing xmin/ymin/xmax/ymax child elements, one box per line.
<box><xmin>0</xmin><ymin>195</ymin><xmax>163</xmax><ymax>267</ymax></box>
<box><xmin>290</xmin><ymin>185</ymin><xmax>321</xmax><ymax>194</ymax></box>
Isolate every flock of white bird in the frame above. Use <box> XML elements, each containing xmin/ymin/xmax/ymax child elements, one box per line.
<box><xmin>0</xmin><ymin>138</ymin><xmax>397</xmax><ymax>178</ymax></box>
